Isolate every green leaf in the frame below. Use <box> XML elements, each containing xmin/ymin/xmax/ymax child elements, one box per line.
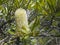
<box><xmin>7</xmin><ymin>29</ymin><xmax>15</xmax><ymax>35</ymax></box>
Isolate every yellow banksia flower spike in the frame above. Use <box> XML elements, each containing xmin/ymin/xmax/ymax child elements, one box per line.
<box><xmin>15</xmin><ymin>8</ymin><xmax>30</xmax><ymax>36</ymax></box>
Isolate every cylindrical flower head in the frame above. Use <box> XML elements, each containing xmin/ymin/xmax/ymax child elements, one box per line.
<box><xmin>15</xmin><ymin>8</ymin><xmax>30</xmax><ymax>36</ymax></box>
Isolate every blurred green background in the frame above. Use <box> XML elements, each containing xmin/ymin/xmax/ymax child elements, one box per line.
<box><xmin>0</xmin><ymin>0</ymin><xmax>60</xmax><ymax>45</ymax></box>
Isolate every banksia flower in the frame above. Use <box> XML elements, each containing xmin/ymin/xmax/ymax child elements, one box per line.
<box><xmin>15</xmin><ymin>8</ymin><xmax>30</xmax><ymax>36</ymax></box>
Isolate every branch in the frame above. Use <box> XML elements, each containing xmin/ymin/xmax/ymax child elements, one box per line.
<box><xmin>39</xmin><ymin>33</ymin><xmax>60</xmax><ymax>37</ymax></box>
<box><xmin>0</xmin><ymin>36</ymin><xmax>9</xmax><ymax>44</ymax></box>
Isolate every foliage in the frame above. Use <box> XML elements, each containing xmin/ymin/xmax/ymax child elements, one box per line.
<box><xmin>0</xmin><ymin>0</ymin><xmax>60</xmax><ymax>45</ymax></box>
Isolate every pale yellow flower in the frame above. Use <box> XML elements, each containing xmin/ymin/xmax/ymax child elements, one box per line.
<box><xmin>15</xmin><ymin>8</ymin><xmax>30</xmax><ymax>36</ymax></box>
